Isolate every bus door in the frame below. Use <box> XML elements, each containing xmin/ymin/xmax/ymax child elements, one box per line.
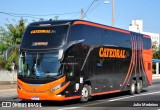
<box><xmin>92</xmin><ymin>47</ymin><xmax>113</xmax><ymax>92</ymax></box>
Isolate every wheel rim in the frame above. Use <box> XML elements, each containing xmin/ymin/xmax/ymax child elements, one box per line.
<box><xmin>137</xmin><ymin>81</ymin><xmax>142</xmax><ymax>91</ymax></box>
<box><xmin>82</xmin><ymin>87</ymin><xmax>88</xmax><ymax>98</ymax></box>
<box><xmin>137</xmin><ymin>82</ymin><xmax>141</xmax><ymax>90</ymax></box>
<box><xmin>131</xmin><ymin>83</ymin><xmax>135</xmax><ymax>92</ymax></box>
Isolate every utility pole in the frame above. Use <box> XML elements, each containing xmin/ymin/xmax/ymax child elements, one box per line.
<box><xmin>80</xmin><ymin>8</ymin><xmax>84</xmax><ymax>20</ymax></box>
<box><xmin>112</xmin><ymin>0</ymin><xmax>114</xmax><ymax>26</ymax></box>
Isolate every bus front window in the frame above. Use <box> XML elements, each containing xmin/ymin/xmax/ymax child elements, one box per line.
<box><xmin>18</xmin><ymin>52</ymin><xmax>62</xmax><ymax>78</ymax></box>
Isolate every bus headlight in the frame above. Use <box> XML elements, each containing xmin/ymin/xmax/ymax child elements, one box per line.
<box><xmin>50</xmin><ymin>84</ymin><xmax>61</xmax><ymax>91</ymax></box>
<box><xmin>58</xmin><ymin>49</ymin><xmax>64</xmax><ymax>60</ymax></box>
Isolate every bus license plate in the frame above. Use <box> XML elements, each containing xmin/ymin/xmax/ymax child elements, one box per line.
<box><xmin>31</xmin><ymin>96</ymin><xmax>39</xmax><ymax>100</ymax></box>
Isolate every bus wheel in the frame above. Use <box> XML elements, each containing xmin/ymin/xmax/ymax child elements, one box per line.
<box><xmin>80</xmin><ymin>84</ymin><xmax>89</xmax><ymax>102</ymax></box>
<box><xmin>130</xmin><ymin>80</ymin><xmax>136</xmax><ymax>95</ymax></box>
<box><xmin>136</xmin><ymin>80</ymin><xmax>142</xmax><ymax>94</ymax></box>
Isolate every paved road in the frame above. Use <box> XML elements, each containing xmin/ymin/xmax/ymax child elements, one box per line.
<box><xmin>0</xmin><ymin>79</ymin><xmax>160</xmax><ymax>110</ymax></box>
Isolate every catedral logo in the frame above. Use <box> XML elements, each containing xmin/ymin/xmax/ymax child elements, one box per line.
<box><xmin>31</xmin><ymin>30</ymin><xmax>51</xmax><ymax>34</ymax></box>
<box><xmin>99</xmin><ymin>47</ymin><xmax>126</xmax><ymax>58</ymax></box>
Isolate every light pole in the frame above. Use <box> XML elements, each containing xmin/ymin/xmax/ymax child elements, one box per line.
<box><xmin>112</xmin><ymin>0</ymin><xmax>114</xmax><ymax>26</ymax></box>
<box><xmin>104</xmin><ymin>0</ymin><xmax>114</xmax><ymax>26</ymax></box>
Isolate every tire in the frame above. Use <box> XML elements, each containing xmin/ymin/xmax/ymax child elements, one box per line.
<box><xmin>80</xmin><ymin>84</ymin><xmax>90</xmax><ymax>102</ymax></box>
<box><xmin>130</xmin><ymin>80</ymin><xmax>136</xmax><ymax>95</ymax></box>
<box><xmin>136</xmin><ymin>80</ymin><xmax>143</xmax><ymax>94</ymax></box>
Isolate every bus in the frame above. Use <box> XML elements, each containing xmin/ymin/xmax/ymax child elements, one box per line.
<box><xmin>10</xmin><ymin>20</ymin><xmax>152</xmax><ymax>102</ymax></box>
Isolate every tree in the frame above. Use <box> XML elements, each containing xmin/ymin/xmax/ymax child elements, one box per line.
<box><xmin>0</xmin><ymin>18</ymin><xmax>27</xmax><ymax>70</ymax></box>
<box><xmin>152</xmin><ymin>41</ymin><xmax>158</xmax><ymax>54</ymax></box>
<box><xmin>0</xmin><ymin>18</ymin><xmax>27</xmax><ymax>54</ymax></box>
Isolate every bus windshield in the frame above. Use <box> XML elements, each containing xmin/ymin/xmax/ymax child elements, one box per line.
<box><xmin>18</xmin><ymin>52</ymin><xmax>62</xmax><ymax>78</ymax></box>
<box><xmin>20</xmin><ymin>24</ymin><xmax>69</xmax><ymax>50</ymax></box>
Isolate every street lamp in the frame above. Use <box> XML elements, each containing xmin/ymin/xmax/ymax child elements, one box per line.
<box><xmin>112</xmin><ymin>0</ymin><xmax>114</xmax><ymax>27</ymax></box>
<box><xmin>104</xmin><ymin>0</ymin><xmax>114</xmax><ymax>27</ymax></box>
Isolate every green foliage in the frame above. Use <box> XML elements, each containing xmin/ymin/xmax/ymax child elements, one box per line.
<box><xmin>0</xmin><ymin>55</ymin><xmax>6</xmax><ymax>69</ymax></box>
<box><xmin>152</xmin><ymin>41</ymin><xmax>158</xmax><ymax>54</ymax></box>
<box><xmin>0</xmin><ymin>18</ymin><xmax>26</xmax><ymax>70</ymax></box>
<box><xmin>153</xmin><ymin>50</ymin><xmax>160</xmax><ymax>59</ymax></box>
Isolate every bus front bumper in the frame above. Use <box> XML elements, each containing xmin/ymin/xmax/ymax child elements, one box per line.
<box><xmin>17</xmin><ymin>88</ymin><xmax>80</xmax><ymax>101</ymax></box>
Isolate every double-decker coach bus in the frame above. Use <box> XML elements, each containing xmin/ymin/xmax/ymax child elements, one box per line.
<box><xmin>12</xmin><ymin>20</ymin><xmax>152</xmax><ymax>102</ymax></box>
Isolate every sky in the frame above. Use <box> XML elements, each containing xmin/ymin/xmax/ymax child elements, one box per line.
<box><xmin>0</xmin><ymin>0</ymin><xmax>160</xmax><ymax>34</ymax></box>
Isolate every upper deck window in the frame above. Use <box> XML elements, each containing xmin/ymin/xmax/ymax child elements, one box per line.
<box><xmin>20</xmin><ymin>24</ymin><xmax>69</xmax><ymax>50</ymax></box>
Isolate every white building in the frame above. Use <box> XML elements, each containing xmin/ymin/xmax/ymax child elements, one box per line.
<box><xmin>129</xmin><ymin>20</ymin><xmax>160</xmax><ymax>50</ymax></box>
<box><xmin>129</xmin><ymin>20</ymin><xmax>143</xmax><ymax>33</ymax></box>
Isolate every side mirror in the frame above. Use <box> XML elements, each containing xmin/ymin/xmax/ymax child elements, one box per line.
<box><xmin>4</xmin><ymin>45</ymin><xmax>19</xmax><ymax>60</ymax></box>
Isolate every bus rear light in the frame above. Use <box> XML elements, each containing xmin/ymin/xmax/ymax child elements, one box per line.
<box><xmin>58</xmin><ymin>49</ymin><xmax>64</xmax><ymax>60</ymax></box>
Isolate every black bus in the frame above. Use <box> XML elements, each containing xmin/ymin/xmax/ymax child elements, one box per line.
<box><xmin>15</xmin><ymin>20</ymin><xmax>152</xmax><ymax>102</ymax></box>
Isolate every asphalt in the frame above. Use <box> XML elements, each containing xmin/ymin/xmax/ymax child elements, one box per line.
<box><xmin>0</xmin><ymin>75</ymin><xmax>160</xmax><ymax>110</ymax></box>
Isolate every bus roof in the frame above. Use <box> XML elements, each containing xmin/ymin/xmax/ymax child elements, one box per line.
<box><xmin>29</xmin><ymin>19</ymin><xmax>150</xmax><ymax>37</ymax></box>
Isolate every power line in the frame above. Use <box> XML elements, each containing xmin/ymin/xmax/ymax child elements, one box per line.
<box><xmin>88</xmin><ymin>0</ymin><xmax>103</xmax><ymax>15</ymax></box>
<box><xmin>0</xmin><ymin>11</ymin><xmax>80</xmax><ymax>19</ymax></box>
<box><xmin>83</xmin><ymin>0</ymin><xmax>98</xmax><ymax>19</ymax></box>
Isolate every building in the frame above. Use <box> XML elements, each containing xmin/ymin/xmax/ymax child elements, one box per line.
<box><xmin>129</xmin><ymin>20</ymin><xmax>160</xmax><ymax>50</ymax></box>
<box><xmin>129</xmin><ymin>20</ymin><xmax>143</xmax><ymax>33</ymax></box>
<box><xmin>129</xmin><ymin>20</ymin><xmax>160</xmax><ymax>75</ymax></box>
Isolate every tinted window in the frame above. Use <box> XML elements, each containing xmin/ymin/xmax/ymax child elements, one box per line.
<box><xmin>21</xmin><ymin>25</ymin><xmax>69</xmax><ymax>50</ymax></box>
<box><xmin>143</xmin><ymin>37</ymin><xmax>151</xmax><ymax>50</ymax></box>
<box><xmin>69</xmin><ymin>25</ymin><xmax>131</xmax><ymax>48</ymax></box>
<box><xmin>69</xmin><ymin>25</ymin><xmax>101</xmax><ymax>45</ymax></box>
<box><xmin>101</xmin><ymin>30</ymin><xmax>114</xmax><ymax>46</ymax></box>
<box><xmin>113</xmin><ymin>32</ymin><xmax>131</xmax><ymax>48</ymax></box>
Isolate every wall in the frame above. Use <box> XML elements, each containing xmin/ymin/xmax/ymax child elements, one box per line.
<box><xmin>0</xmin><ymin>70</ymin><xmax>17</xmax><ymax>83</ymax></box>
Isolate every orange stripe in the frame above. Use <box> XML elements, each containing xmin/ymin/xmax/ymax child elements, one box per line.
<box><xmin>73</xmin><ymin>21</ymin><xmax>130</xmax><ymax>34</ymax></box>
<box><xmin>91</xmin><ymin>90</ymin><xmax>120</xmax><ymax>96</ymax></box>
<box><xmin>144</xmin><ymin>35</ymin><xmax>151</xmax><ymax>38</ymax></box>
<box><xmin>64</xmin><ymin>96</ymin><xmax>81</xmax><ymax>100</ymax></box>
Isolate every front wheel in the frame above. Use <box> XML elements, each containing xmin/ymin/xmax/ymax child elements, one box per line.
<box><xmin>80</xmin><ymin>84</ymin><xmax>90</xmax><ymax>102</ymax></box>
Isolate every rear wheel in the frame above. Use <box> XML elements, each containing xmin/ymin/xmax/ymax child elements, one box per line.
<box><xmin>130</xmin><ymin>80</ymin><xmax>136</xmax><ymax>95</ymax></box>
<box><xmin>136</xmin><ymin>80</ymin><xmax>143</xmax><ymax>94</ymax></box>
<box><xmin>80</xmin><ymin>84</ymin><xmax>90</xmax><ymax>102</ymax></box>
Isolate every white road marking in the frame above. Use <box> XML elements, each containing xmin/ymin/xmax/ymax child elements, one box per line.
<box><xmin>57</xmin><ymin>107</ymin><xmax>81</xmax><ymax>110</ymax></box>
<box><xmin>80</xmin><ymin>91</ymin><xmax>160</xmax><ymax>108</ymax></box>
<box><xmin>57</xmin><ymin>91</ymin><xmax>160</xmax><ymax>110</ymax></box>
<box><xmin>108</xmin><ymin>91</ymin><xmax>160</xmax><ymax>102</ymax></box>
